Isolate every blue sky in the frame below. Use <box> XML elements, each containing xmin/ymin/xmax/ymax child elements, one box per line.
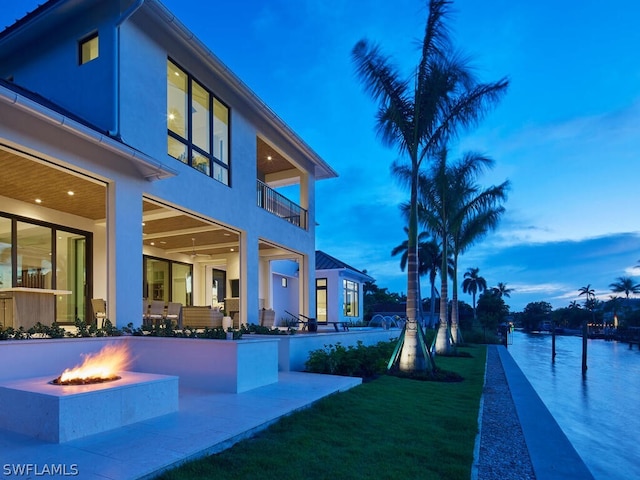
<box><xmin>2</xmin><ymin>1</ymin><xmax>639</xmax><ymax>311</ymax></box>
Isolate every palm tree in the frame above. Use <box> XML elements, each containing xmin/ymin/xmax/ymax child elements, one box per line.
<box><xmin>352</xmin><ymin>0</ymin><xmax>508</xmax><ymax>371</ymax></box>
<box><xmin>578</xmin><ymin>284</ymin><xmax>595</xmax><ymax>302</ymax></box>
<box><xmin>442</xmin><ymin>154</ymin><xmax>508</xmax><ymax>344</ymax></box>
<box><xmin>493</xmin><ymin>282</ymin><xmax>512</xmax><ymax>298</ymax></box>
<box><xmin>609</xmin><ymin>276</ymin><xmax>640</xmax><ymax>325</ymax></box>
<box><xmin>609</xmin><ymin>276</ymin><xmax>640</xmax><ymax>300</ymax></box>
<box><xmin>569</xmin><ymin>300</ymin><xmax>581</xmax><ymax>309</ymax></box>
<box><xmin>400</xmin><ymin>148</ymin><xmax>508</xmax><ymax>350</ymax></box>
<box><xmin>462</xmin><ymin>267</ymin><xmax>487</xmax><ymax>323</ymax></box>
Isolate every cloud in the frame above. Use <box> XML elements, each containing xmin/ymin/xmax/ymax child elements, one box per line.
<box><xmin>458</xmin><ymin>232</ymin><xmax>640</xmax><ymax>311</ymax></box>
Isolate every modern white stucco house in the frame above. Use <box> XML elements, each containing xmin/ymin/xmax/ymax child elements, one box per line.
<box><xmin>0</xmin><ymin>0</ymin><xmax>337</xmax><ymax>329</ymax></box>
<box><xmin>314</xmin><ymin>250</ymin><xmax>373</xmax><ymax>326</ymax></box>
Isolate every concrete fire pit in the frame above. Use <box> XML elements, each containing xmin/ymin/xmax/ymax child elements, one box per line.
<box><xmin>0</xmin><ymin>371</ymin><xmax>178</xmax><ymax>442</ymax></box>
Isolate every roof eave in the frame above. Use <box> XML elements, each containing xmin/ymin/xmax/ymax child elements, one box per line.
<box><xmin>0</xmin><ymin>84</ymin><xmax>177</xmax><ymax>181</ymax></box>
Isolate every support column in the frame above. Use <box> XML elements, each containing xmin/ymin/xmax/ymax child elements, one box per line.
<box><xmin>106</xmin><ymin>179</ymin><xmax>143</xmax><ymax>327</ymax></box>
<box><xmin>240</xmin><ymin>230</ymin><xmax>260</xmax><ymax>325</ymax></box>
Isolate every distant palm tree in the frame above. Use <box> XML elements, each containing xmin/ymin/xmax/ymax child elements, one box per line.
<box><xmin>607</xmin><ymin>295</ymin><xmax>622</xmax><ymax>326</ymax></box>
<box><xmin>609</xmin><ymin>276</ymin><xmax>640</xmax><ymax>324</ymax></box>
<box><xmin>578</xmin><ymin>284</ymin><xmax>595</xmax><ymax>303</ymax></box>
<box><xmin>578</xmin><ymin>284</ymin><xmax>597</xmax><ymax>323</ymax></box>
<box><xmin>609</xmin><ymin>276</ymin><xmax>640</xmax><ymax>300</ymax></box>
<box><xmin>352</xmin><ymin>0</ymin><xmax>508</xmax><ymax>372</ymax></box>
<box><xmin>569</xmin><ymin>300</ymin><xmax>581</xmax><ymax>309</ymax></box>
<box><xmin>577</xmin><ymin>284</ymin><xmax>595</xmax><ymax>373</ymax></box>
<box><xmin>462</xmin><ymin>267</ymin><xmax>487</xmax><ymax>323</ymax></box>
<box><xmin>493</xmin><ymin>282</ymin><xmax>512</xmax><ymax>298</ymax></box>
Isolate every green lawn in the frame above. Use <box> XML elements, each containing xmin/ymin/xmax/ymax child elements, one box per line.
<box><xmin>157</xmin><ymin>345</ymin><xmax>487</xmax><ymax>480</ymax></box>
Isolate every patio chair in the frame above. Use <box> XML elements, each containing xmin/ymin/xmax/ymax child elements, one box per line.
<box><xmin>165</xmin><ymin>302</ymin><xmax>182</xmax><ymax>328</ymax></box>
<box><xmin>147</xmin><ymin>300</ymin><xmax>165</xmax><ymax>326</ymax></box>
<box><xmin>91</xmin><ymin>298</ymin><xmax>107</xmax><ymax>329</ymax></box>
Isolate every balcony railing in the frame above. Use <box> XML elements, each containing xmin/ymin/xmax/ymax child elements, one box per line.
<box><xmin>257</xmin><ymin>180</ymin><xmax>307</xmax><ymax>229</ymax></box>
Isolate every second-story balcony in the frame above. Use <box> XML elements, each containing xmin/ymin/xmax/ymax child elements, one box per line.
<box><xmin>257</xmin><ymin>180</ymin><xmax>307</xmax><ymax>229</ymax></box>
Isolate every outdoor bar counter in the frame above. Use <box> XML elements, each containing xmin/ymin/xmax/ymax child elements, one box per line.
<box><xmin>0</xmin><ymin>288</ymin><xmax>71</xmax><ymax>329</ymax></box>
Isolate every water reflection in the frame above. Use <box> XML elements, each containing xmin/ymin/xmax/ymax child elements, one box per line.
<box><xmin>508</xmin><ymin>331</ymin><xmax>640</xmax><ymax>480</ymax></box>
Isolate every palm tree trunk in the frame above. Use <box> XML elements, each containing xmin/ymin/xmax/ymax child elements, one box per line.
<box><xmin>429</xmin><ymin>277</ymin><xmax>436</xmax><ymax>328</ymax></box>
<box><xmin>398</xmin><ymin>167</ymin><xmax>428</xmax><ymax>371</ymax></box>
<box><xmin>450</xmin><ymin>253</ymin><xmax>460</xmax><ymax>345</ymax></box>
<box><xmin>435</xmin><ymin>231</ymin><xmax>450</xmax><ymax>354</ymax></box>
<box><xmin>472</xmin><ymin>292</ymin><xmax>477</xmax><ymax>325</ymax></box>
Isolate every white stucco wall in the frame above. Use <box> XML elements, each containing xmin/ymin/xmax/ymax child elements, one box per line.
<box><xmin>0</xmin><ymin>1</ymin><xmax>324</xmax><ymax>328</ymax></box>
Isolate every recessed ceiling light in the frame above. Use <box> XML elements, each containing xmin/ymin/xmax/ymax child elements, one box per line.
<box><xmin>230</xmin><ymin>248</ymin><xmax>234</xmax><ymax>252</ymax></box>
<box><xmin>67</xmin><ymin>191</ymin><xmax>74</xmax><ymax>196</ymax></box>
<box><xmin>141</xmin><ymin>222</ymin><xmax>146</xmax><ymax>226</ymax></box>
<box><xmin>35</xmin><ymin>198</ymin><xmax>42</xmax><ymax>204</ymax></box>
<box><xmin>150</xmin><ymin>242</ymin><xmax>155</xmax><ymax>246</ymax></box>
<box><xmin>267</xmin><ymin>155</ymin><xmax>272</xmax><ymax>161</ymax></box>
<box><xmin>168</xmin><ymin>113</ymin><xmax>175</xmax><ymax>120</ymax></box>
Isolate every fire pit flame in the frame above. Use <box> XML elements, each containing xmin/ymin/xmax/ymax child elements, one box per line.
<box><xmin>52</xmin><ymin>343</ymin><xmax>131</xmax><ymax>385</ymax></box>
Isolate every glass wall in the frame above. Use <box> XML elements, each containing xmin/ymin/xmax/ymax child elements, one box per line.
<box><xmin>0</xmin><ymin>214</ymin><xmax>91</xmax><ymax>324</ymax></box>
<box><xmin>56</xmin><ymin>232</ymin><xmax>86</xmax><ymax>323</ymax></box>
<box><xmin>17</xmin><ymin>222</ymin><xmax>52</xmax><ymax>289</ymax></box>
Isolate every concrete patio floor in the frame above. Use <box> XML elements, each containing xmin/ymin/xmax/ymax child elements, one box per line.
<box><xmin>0</xmin><ymin>372</ymin><xmax>361</xmax><ymax>479</ymax></box>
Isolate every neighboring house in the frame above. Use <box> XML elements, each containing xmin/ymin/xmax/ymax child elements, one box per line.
<box><xmin>0</xmin><ymin>0</ymin><xmax>337</xmax><ymax>328</ymax></box>
<box><xmin>314</xmin><ymin>250</ymin><xmax>373</xmax><ymax>325</ymax></box>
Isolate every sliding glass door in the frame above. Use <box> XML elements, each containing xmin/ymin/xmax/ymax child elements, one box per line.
<box><xmin>0</xmin><ymin>213</ymin><xmax>91</xmax><ymax>324</ymax></box>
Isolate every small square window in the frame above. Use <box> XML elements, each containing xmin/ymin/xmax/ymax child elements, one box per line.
<box><xmin>79</xmin><ymin>33</ymin><xmax>99</xmax><ymax>65</ymax></box>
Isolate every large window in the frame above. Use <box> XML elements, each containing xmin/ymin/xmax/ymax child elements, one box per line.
<box><xmin>167</xmin><ymin>60</ymin><xmax>230</xmax><ymax>185</ymax></box>
<box><xmin>343</xmin><ymin>279</ymin><xmax>359</xmax><ymax>317</ymax></box>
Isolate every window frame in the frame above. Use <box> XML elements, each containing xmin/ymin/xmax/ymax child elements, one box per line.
<box><xmin>167</xmin><ymin>59</ymin><xmax>230</xmax><ymax>185</ymax></box>
<box><xmin>342</xmin><ymin>279</ymin><xmax>359</xmax><ymax>317</ymax></box>
<box><xmin>143</xmin><ymin>255</ymin><xmax>193</xmax><ymax>305</ymax></box>
<box><xmin>78</xmin><ymin>32</ymin><xmax>99</xmax><ymax>65</ymax></box>
<box><xmin>0</xmin><ymin>211</ymin><xmax>93</xmax><ymax>324</ymax></box>
<box><xmin>316</xmin><ymin>277</ymin><xmax>328</xmax><ymax>322</ymax></box>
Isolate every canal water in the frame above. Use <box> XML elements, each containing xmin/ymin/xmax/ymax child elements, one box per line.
<box><xmin>507</xmin><ymin>331</ymin><xmax>640</xmax><ymax>480</ymax></box>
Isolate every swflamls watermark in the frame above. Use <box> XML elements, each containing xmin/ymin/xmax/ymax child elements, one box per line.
<box><xmin>3</xmin><ymin>464</ymin><xmax>79</xmax><ymax>477</ymax></box>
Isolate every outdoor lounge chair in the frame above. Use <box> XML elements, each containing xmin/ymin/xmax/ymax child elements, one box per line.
<box><xmin>260</xmin><ymin>309</ymin><xmax>276</xmax><ymax>328</ymax></box>
<box><xmin>284</xmin><ymin>310</ymin><xmax>308</xmax><ymax>330</ymax></box>
<box><xmin>91</xmin><ymin>298</ymin><xmax>107</xmax><ymax>329</ymax></box>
